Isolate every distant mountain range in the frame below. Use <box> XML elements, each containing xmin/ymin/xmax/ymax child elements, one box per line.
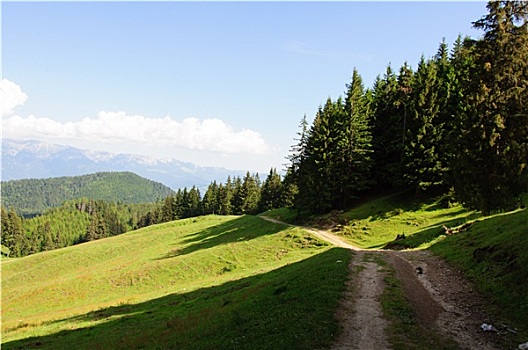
<box><xmin>1</xmin><ymin>139</ymin><xmax>245</xmax><ymax>190</ymax></box>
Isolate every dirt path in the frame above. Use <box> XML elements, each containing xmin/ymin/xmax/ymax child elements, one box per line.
<box><xmin>332</xmin><ymin>251</ymin><xmax>392</xmax><ymax>350</ymax></box>
<box><xmin>389</xmin><ymin>250</ymin><xmax>503</xmax><ymax>350</ymax></box>
<box><xmin>260</xmin><ymin>216</ymin><xmax>504</xmax><ymax>350</ymax></box>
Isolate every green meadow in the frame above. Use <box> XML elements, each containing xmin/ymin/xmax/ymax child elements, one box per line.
<box><xmin>1</xmin><ymin>215</ymin><xmax>351</xmax><ymax>349</ymax></box>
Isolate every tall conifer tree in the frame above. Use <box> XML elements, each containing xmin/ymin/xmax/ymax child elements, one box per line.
<box><xmin>453</xmin><ymin>1</ymin><xmax>528</xmax><ymax>212</ymax></box>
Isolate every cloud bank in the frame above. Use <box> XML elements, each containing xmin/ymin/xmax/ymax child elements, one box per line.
<box><xmin>1</xmin><ymin>79</ymin><xmax>28</xmax><ymax>116</ymax></box>
<box><xmin>3</xmin><ymin>111</ymin><xmax>272</xmax><ymax>156</ymax></box>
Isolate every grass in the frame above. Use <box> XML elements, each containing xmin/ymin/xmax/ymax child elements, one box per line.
<box><xmin>2</xmin><ymin>214</ymin><xmax>352</xmax><ymax>349</ymax></box>
<box><xmin>265</xmin><ymin>191</ymin><xmax>478</xmax><ymax>250</ymax></box>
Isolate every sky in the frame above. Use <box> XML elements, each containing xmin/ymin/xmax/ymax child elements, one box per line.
<box><xmin>1</xmin><ymin>1</ymin><xmax>487</xmax><ymax>173</ymax></box>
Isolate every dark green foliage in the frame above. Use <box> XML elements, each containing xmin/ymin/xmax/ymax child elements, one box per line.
<box><xmin>370</xmin><ymin>65</ymin><xmax>404</xmax><ymax>191</ymax></box>
<box><xmin>286</xmin><ymin>1</ymin><xmax>526</xmax><ymax>215</ymax></box>
<box><xmin>404</xmin><ymin>56</ymin><xmax>445</xmax><ymax>193</ymax></box>
<box><xmin>2</xmin><ymin>172</ymin><xmax>174</xmax><ymax>217</ymax></box>
<box><xmin>1</xmin><ymin>206</ymin><xmax>26</xmax><ymax>257</ymax></box>
<box><xmin>202</xmin><ymin>181</ymin><xmax>220</xmax><ymax>215</ymax></box>
<box><xmin>259</xmin><ymin>168</ymin><xmax>284</xmax><ymax>211</ymax></box>
<box><xmin>2</xmin><ymin>199</ymin><xmax>159</xmax><ymax>257</ymax></box>
<box><xmin>451</xmin><ymin>1</ymin><xmax>528</xmax><ymax>213</ymax></box>
<box><xmin>288</xmin><ymin>70</ymin><xmax>373</xmax><ymax>213</ymax></box>
<box><xmin>341</xmin><ymin>69</ymin><xmax>374</xmax><ymax>204</ymax></box>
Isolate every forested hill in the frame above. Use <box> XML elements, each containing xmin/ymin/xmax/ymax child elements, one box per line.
<box><xmin>1</xmin><ymin>172</ymin><xmax>174</xmax><ymax>217</ymax></box>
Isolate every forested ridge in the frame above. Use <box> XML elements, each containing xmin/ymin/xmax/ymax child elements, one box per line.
<box><xmin>1</xmin><ymin>172</ymin><xmax>174</xmax><ymax>217</ymax></box>
<box><xmin>1</xmin><ymin>1</ymin><xmax>526</xmax><ymax>258</ymax></box>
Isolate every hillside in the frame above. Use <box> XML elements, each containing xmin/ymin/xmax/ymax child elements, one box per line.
<box><xmin>1</xmin><ymin>215</ymin><xmax>351</xmax><ymax>349</ymax></box>
<box><xmin>1</xmin><ymin>172</ymin><xmax>174</xmax><ymax>217</ymax></box>
<box><xmin>2</xmin><ymin>194</ymin><xmax>527</xmax><ymax>349</ymax></box>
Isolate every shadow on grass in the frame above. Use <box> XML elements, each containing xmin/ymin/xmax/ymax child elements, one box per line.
<box><xmin>382</xmin><ymin>214</ymin><xmax>475</xmax><ymax>250</ymax></box>
<box><xmin>343</xmin><ymin>190</ymin><xmax>442</xmax><ymax>222</ymax></box>
<box><xmin>2</xmin><ymin>248</ymin><xmax>352</xmax><ymax>350</ymax></box>
<box><xmin>158</xmin><ymin>215</ymin><xmax>288</xmax><ymax>259</ymax></box>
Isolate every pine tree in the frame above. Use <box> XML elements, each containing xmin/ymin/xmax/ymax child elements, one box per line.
<box><xmin>453</xmin><ymin>1</ymin><xmax>528</xmax><ymax>213</ymax></box>
<box><xmin>218</xmin><ymin>177</ymin><xmax>233</xmax><ymax>215</ymax></box>
<box><xmin>173</xmin><ymin>189</ymin><xmax>184</xmax><ymax>219</ymax></box>
<box><xmin>404</xmin><ymin>55</ymin><xmax>444</xmax><ymax>193</ymax></box>
<box><xmin>298</xmin><ymin>101</ymin><xmax>336</xmax><ymax>213</ymax></box>
<box><xmin>161</xmin><ymin>196</ymin><xmax>174</xmax><ymax>222</ymax></box>
<box><xmin>285</xmin><ymin>115</ymin><xmax>311</xmax><ymax>212</ymax></box>
<box><xmin>85</xmin><ymin>211</ymin><xmax>106</xmax><ymax>241</ymax></box>
<box><xmin>370</xmin><ymin>65</ymin><xmax>403</xmax><ymax>191</ymax></box>
<box><xmin>231</xmin><ymin>177</ymin><xmax>244</xmax><ymax>215</ymax></box>
<box><xmin>41</xmin><ymin>221</ymin><xmax>55</xmax><ymax>251</ymax></box>
<box><xmin>3</xmin><ymin>208</ymin><xmax>26</xmax><ymax>257</ymax></box>
<box><xmin>182</xmin><ymin>187</ymin><xmax>201</xmax><ymax>218</ymax></box>
<box><xmin>240</xmin><ymin>172</ymin><xmax>261</xmax><ymax>214</ymax></box>
<box><xmin>259</xmin><ymin>168</ymin><xmax>283</xmax><ymax>211</ymax></box>
<box><xmin>340</xmin><ymin>68</ymin><xmax>373</xmax><ymax>207</ymax></box>
<box><xmin>203</xmin><ymin>181</ymin><xmax>220</xmax><ymax>215</ymax></box>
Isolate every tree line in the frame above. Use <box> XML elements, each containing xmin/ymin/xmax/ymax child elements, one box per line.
<box><xmin>143</xmin><ymin>169</ymin><xmax>287</xmax><ymax>224</ymax></box>
<box><xmin>1</xmin><ymin>199</ymin><xmax>159</xmax><ymax>257</ymax></box>
<box><xmin>284</xmin><ymin>1</ymin><xmax>527</xmax><ymax>215</ymax></box>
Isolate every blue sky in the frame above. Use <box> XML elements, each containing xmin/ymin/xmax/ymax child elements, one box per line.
<box><xmin>2</xmin><ymin>1</ymin><xmax>486</xmax><ymax>172</ymax></box>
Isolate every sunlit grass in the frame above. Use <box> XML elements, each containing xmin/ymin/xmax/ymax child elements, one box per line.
<box><xmin>2</xmin><ymin>215</ymin><xmax>352</xmax><ymax>349</ymax></box>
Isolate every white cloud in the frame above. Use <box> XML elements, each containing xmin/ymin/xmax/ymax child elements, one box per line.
<box><xmin>0</xmin><ymin>79</ymin><xmax>28</xmax><ymax>116</ymax></box>
<box><xmin>3</xmin><ymin>111</ymin><xmax>272</xmax><ymax>156</ymax></box>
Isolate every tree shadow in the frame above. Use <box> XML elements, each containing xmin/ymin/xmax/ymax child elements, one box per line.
<box><xmin>2</xmin><ymin>248</ymin><xmax>352</xmax><ymax>350</ymax></box>
<box><xmin>343</xmin><ymin>190</ymin><xmax>430</xmax><ymax>222</ymax></box>
<box><xmin>157</xmin><ymin>215</ymin><xmax>287</xmax><ymax>259</ymax></box>
<box><xmin>382</xmin><ymin>215</ymin><xmax>474</xmax><ymax>250</ymax></box>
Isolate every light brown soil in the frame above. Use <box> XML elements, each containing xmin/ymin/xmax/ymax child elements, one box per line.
<box><xmin>332</xmin><ymin>251</ymin><xmax>392</xmax><ymax>350</ymax></box>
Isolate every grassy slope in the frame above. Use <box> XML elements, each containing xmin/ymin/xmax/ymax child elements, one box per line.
<box><xmin>4</xmin><ymin>194</ymin><xmax>526</xmax><ymax>349</ymax></box>
<box><xmin>265</xmin><ymin>191</ymin><xmax>478</xmax><ymax>249</ymax></box>
<box><xmin>2</xmin><ymin>215</ymin><xmax>352</xmax><ymax>349</ymax></box>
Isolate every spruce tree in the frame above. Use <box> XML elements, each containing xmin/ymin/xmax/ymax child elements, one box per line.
<box><xmin>285</xmin><ymin>115</ymin><xmax>311</xmax><ymax>213</ymax></box>
<box><xmin>341</xmin><ymin>68</ymin><xmax>373</xmax><ymax>207</ymax></box>
<box><xmin>298</xmin><ymin>102</ymin><xmax>335</xmax><ymax>213</ymax></box>
<box><xmin>453</xmin><ymin>1</ymin><xmax>528</xmax><ymax>213</ymax></box>
<box><xmin>405</xmin><ymin>55</ymin><xmax>444</xmax><ymax>193</ymax></box>
<box><xmin>203</xmin><ymin>181</ymin><xmax>220</xmax><ymax>215</ymax></box>
<box><xmin>218</xmin><ymin>177</ymin><xmax>233</xmax><ymax>215</ymax></box>
<box><xmin>260</xmin><ymin>168</ymin><xmax>283</xmax><ymax>211</ymax></box>
<box><xmin>370</xmin><ymin>65</ymin><xmax>403</xmax><ymax>191</ymax></box>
